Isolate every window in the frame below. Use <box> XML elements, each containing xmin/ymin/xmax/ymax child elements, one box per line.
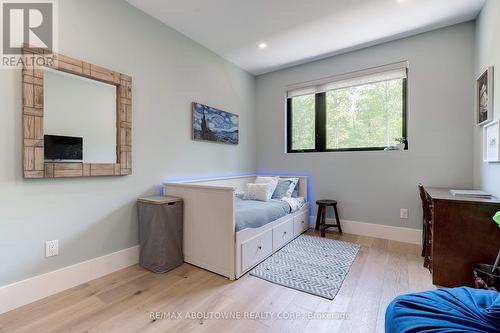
<box><xmin>287</xmin><ymin>63</ymin><xmax>408</xmax><ymax>153</ymax></box>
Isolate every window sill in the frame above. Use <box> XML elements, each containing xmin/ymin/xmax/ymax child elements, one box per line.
<box><xmin>287</xmin><ymin>147</ymin><xmax>409</xmax><ymax>154</ymax></box>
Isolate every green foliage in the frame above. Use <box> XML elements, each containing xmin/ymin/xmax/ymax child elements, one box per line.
<box><xmin>326</xmin><ymin>79</ymin><xmax>403</xmax><ymax>149</ymax></box>
<box><xmin>291</xmin><ymin>79</ymin><xmax>404</xmax><ymax>150</ymax></box>
<box><xmin>291</xmin><ymin>95</ymin><xmax>315</xmax><ymax>150</ymax></box>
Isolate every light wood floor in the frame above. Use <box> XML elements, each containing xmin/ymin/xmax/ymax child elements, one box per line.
<box><xmin>0</xmin><ymin>231</ymin><xmax>435</xmax><ymax>333</ymax></box>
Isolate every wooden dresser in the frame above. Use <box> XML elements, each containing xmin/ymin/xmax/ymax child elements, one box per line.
<box><xmin>425</xmin><ymin>188</ymin><xmax>500</xmax><ymax>287</ymax></box>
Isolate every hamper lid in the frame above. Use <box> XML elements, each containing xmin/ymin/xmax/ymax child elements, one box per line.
<box><xmin>137</xmin><ymin>196</ymin><xmax>182</xmax><ymax>205</ymax></box>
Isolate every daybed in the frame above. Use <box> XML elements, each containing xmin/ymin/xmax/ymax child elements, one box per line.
<box><xmin>163</xmin><ymin>175</ymin><xmax>309</xmax><ymax>280</ymax></box>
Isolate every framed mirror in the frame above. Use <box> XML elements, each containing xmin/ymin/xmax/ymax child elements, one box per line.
<box><xmin>21</xmin><ymin>46</ymin><xmax>132</xmax><ymax>178</ymax></box>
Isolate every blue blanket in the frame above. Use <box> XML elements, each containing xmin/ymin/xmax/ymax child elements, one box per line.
<box><xmin>235</xmin><ymin>197</ymin><xmax>291</xmax><ymax>232</ymax></box>
<box><xmin>386</xmin><ymin>287</ymin><xmax>500</xmax><ymax>333</ymax></box>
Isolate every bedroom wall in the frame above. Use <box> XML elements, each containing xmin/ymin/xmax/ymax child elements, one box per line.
<box><xmin>474</xmin><ymin>0</ymin><xmax>500</xmax><ymax>197</ymax></box>
<box><xmin>0</xmin><ymin>0</ymin><xmax>256</xmax><ymax>287</ymax></box>
<box><xmin>255</xmin><ymin>22</ymin><xmax>476</xmax><ymax>230</ymax></box>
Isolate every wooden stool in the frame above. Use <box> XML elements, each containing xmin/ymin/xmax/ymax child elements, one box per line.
<box><xmin>315</xmin><ymin>200</ymin><xmax>342</xmax><ymax>237</ymax></box>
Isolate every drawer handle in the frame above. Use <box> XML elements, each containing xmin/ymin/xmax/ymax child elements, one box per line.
<box><xmin>257</xmin><ymin>246</ymin><xmax>262</xmax><ymax>250</ymax></box>
<box><xmin>284</xmin><ymin>231</ymin><xmax>287</xmax><ymax>235</ymax></box>
<box><xmin>301</xmin><ymin>220</ymin><xmax>305</xmax><ymax>224</ymax></box>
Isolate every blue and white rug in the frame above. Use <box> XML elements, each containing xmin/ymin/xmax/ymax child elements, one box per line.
<box><xmin>250</xmin><ymin>234</ymin><xmax>360</xmax><ymax>300</ymax></box>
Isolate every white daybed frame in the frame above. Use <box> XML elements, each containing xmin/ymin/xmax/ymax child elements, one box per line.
<box><xmin>163</xmin><ymin>175</ymin><xmax>309</xmax><ymax>280</ymax></box>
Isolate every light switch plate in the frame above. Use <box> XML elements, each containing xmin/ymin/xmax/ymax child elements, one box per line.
<box><xmin>400</xmin><ymin>209</ymin><xmax>409</xmax><ymax>219</ymax></box>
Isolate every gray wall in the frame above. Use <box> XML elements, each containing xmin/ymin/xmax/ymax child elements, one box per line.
<box><xmin>474</xmin><ymin>0</ymin><xmax>500</xmax><ymax>197</ymax></box>
<box><xmin>0</xmin><ymin>0</ymin><xmax>256</xmax><ymax>287</ymax></box>
<box><xmin>255</xmin><ymin>23</ymin><xmax>476</xmax><ymax>230</ymax></box>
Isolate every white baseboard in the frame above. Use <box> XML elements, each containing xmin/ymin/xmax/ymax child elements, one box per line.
<box><xmin>0</xmin><ymin>245</ymin><xmax>140</xmax><ymax>315</ymax></box>
<box><xmin>310</xmin><ymin>217</ymin><xmax>422</xmax><ymax>245</ymax></box>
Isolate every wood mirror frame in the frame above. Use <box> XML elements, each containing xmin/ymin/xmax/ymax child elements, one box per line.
<box><xmin>21</xmin><ymin>46</ymin><xmax>132</xmax><ymax>178</ymax></box>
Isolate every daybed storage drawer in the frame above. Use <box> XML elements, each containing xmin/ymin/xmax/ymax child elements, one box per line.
<box><xmin>273</xmin><ymin>218</ymin><xmax>294</xmax><ymax>251</ymax></box>
<box><xmin>294</xmin><ymin>210</ymin><xmax>309</xmax><ymax>237</ymax></box>
<box><xmin>241</xmin><ymin>229</ymin><xmax>273</xmax><ymax>272</ymax></box>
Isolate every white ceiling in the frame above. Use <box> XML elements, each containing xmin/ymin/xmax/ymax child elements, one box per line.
<box><xmin>126</xmin><ymin>0</ymin><xmax>485</xmax><ymax>75</ymax></box>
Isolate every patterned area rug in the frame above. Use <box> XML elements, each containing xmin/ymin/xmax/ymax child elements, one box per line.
<box><xmin>250</xmin><ymin>234</ymin><xmax>360</xmax><ymax>300</ymax></box>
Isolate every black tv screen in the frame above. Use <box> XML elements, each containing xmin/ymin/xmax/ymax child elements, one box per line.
<box><xmin>44</xmin><ymin>135</ymin><xmax>83</xmax><ymax>161</ymax></box>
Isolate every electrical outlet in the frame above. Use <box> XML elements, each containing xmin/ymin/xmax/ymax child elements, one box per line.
<box><xmin>400</xmin><ymin>209</ymin><xmax>409</xmax><ymax>219</ymax></box>
<box><xmin>46</xmin><ymin>240</ymin><xmax>59</xmax><ymax>257</ymax></box>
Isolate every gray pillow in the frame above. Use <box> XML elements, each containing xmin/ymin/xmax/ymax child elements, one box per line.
<box><xmin>272</xmin><ymin>179</ymin><xmax>293</xmax><ymax>199</ymax></box>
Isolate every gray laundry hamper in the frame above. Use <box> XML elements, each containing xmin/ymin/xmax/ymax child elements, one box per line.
<box><xmin>137</xmin><ymin>196</ymin><xmax>183</xmax><ymax>273</ymax></box>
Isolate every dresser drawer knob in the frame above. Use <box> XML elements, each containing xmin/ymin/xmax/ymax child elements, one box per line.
<box><xmin>257</xmin><ymin>246</ymin><xmax>262</xmax><ymax>250</ymax></box>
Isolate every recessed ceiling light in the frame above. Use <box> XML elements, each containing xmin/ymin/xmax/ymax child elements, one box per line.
<box><xmin>396</xmin><ymin>0</ymin><xmax>409</xmax><ymax>3</ymax></box>
<box><xmin>258</xmin><ymin>42</ymin><xmax>268</xmax><ymax>49</ymax></box>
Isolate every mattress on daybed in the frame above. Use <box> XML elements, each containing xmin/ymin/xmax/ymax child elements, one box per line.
<box><xmin>235</xmin><ymin>197</ymin><xmax>294</xmax><ymax>232</ymax></box>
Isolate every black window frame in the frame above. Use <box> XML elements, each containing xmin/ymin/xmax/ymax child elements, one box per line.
<box><xmin>287</xmin><ymin>78</ymin><xmax>408</xmax><ymax>153</ymax></box>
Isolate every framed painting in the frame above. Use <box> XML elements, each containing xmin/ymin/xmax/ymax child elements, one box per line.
<box><xmin>484</xmin><ymin>120</ymin><xmax>500</xmax><ymax>163</ymax></box>
<box><xmin>477</xmin><ymin>66</ymin><xmax>494</xmax><ymax>126</ymax></box>
<box><xmin>192</xmin><ymin>102</ymin><xmax>239</xmax><ymax>145</ymax></box>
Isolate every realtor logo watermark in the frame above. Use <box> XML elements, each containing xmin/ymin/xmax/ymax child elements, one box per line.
<box><xmin>1</xmin><ymin>0</ymin><xmax>57</xmax><ymax>68</ymax></box>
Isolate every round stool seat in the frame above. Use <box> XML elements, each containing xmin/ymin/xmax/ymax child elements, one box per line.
<box><xmin>316</xmin><ymin>199</ymin><xmax>337</xmax><ymax>206</ymax></box>
<box><xmin>315</xmin><ymin>199</ymin><xmax>342</xmax><ymax>236</ymax></box>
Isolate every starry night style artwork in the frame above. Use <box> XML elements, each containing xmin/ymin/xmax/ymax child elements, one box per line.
<box><xmin>192</xmin><ymin>102</ymin><xmax>239</xmax><ymax>145</ymax></box>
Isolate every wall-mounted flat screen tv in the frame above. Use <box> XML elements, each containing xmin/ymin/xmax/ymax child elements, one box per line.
<box><xmin>44</xmin><ymin>135</ymin><xmax>83</xmax><ymax>162</ymax></box>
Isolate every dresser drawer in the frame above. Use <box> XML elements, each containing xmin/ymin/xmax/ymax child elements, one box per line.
<box><xmin>273</xmin><ymin>218</ymin><xmax>294</xmax><ymax>251</ymax></box>
<box><xmin>293</xmin><ymin>210</ymin><xmax>309</xmax><ymax>237</ymax></box>
<box><xmin>241</xmin><ymin>229</ymin><xmax>273</xmax><ymax>272</ymax></box>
